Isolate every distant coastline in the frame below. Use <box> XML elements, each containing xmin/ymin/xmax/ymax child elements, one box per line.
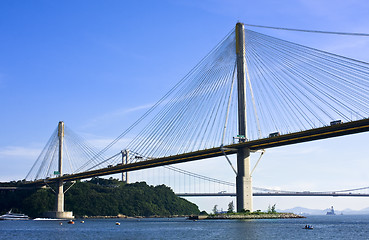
<box><xmin>280</xmin><ymin>206</ymin><xmax>369</xmax><ymax>215</ymax></box>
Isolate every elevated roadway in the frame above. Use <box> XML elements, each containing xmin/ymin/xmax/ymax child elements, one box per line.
<box><xmin>26</xmin><ymin>118</ymin><xmax>369</xmax><ymax>186</ymax></box>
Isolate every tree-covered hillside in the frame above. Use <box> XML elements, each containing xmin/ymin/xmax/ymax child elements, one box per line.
<box><xmin>0</xmin><ymin>178</ymin><xmax>200</xmax><ymax>218</ymax></box>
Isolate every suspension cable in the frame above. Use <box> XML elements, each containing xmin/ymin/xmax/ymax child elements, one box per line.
<box><xmin>244</xmin><ymin>23</ymin><xmax>369</xmax><ymax>37</ymax></box>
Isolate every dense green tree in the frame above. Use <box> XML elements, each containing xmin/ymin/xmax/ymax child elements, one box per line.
<box><xmin>227</xmin><ymin>201</ymin><xmax>234</xmax><ymax>213</ymax></box>
<box><xmin>212</xmin><ymin>204</ymin><xmax>218</xmax><ymax>214</ymax></box>
<box><xmin>271</xmin><ymin>204</ymin><xmax>277</xmax><ymax>213</ymax></box>
<box><xmin>267</xmin><ymin>204</ymin><xmax>277</xmax><ymax>214</ymax></box>
<box><xmin>22</xmin><ymin>189</ymin><xmax>54</xmax><ymax>217</ymax></box>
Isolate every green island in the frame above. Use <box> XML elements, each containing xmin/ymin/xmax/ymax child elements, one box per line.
<box><xmin>0</xmin><ymin>178</ymin><xmax>199</xmax><ymax>218</ymax></box>
<box><xmin>1</xmin><ymin>178</ymin><xmax>303</xmax><ymax>219</ymax></box>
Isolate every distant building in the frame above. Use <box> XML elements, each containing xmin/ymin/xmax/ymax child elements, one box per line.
<box><xmin>326</xmin><ymin>206</ymin><xmax>336</xmax><ymax>215</ymax></box>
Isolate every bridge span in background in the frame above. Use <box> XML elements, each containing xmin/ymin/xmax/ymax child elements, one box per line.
<box><xmin>176</xmin><ymin>192</ymin><xmax>369</xmax><ymax>197</ymax></box>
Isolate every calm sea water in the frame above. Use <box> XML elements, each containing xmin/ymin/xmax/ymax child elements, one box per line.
<box><xmin>1</xmin><ymin>215</ymin><xmax>369</xmax><ymax>240</ymax></box>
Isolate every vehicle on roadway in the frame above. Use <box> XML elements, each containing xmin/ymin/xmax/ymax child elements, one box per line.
<box><xmin>330</xmin><ymin>120</ymin><xmax>342</xmax><ymax>126</ymax></box>
<box><xmin>269</xmin><ymin>132</ymin><xmax>280</xmax><ymax>137</ymax></box>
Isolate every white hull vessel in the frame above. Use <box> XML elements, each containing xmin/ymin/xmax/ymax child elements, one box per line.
<box><xmin>33</xmin><ymin>218</ymin><xmax>63</xmax><ymax>221</ymax></box>
<box><xmin>0</xmin><ymin>210</ymin><xmax>29</xmax><ymax>220</ymax></box>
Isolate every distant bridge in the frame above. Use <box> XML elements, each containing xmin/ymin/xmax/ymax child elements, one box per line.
<box><xmin>176</xmin><ymin>192</ymin><xmax>369</xmax><ymax>197</ymax></box>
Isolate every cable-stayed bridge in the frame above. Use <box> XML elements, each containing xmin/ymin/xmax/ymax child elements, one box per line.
<box><xmin>16</xmin><ymin>22</ymin><xmax>369</xmax><ymax>217</ymax></box>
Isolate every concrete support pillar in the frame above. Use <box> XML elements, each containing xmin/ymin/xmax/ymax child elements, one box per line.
<box><xmin>236</xmin><ymin>148</ymin><xmax>252</xmax><ymax>212</ymax></box>
<box><xmin>236</xmin><ymin>22</ymin><xmax>253</xmax><ymax>212</ymax></box>
<box><xmin>56</xmin><ymin>121</ymin><xmax>64</xmax><ymax>212</ymax></box>
<box><xmin>56</xmin><ymin>180</ymin><xmax>64</xmax><ymax>212</ymax></box>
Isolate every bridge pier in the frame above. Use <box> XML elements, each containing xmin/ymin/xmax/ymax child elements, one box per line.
<box><xmin>56</xmin><ymin>180</ymin><xmax>64</xmax><ymax>212</ymax></box>
<box><xmin>236</xmin><ymin>22</ymin><xmax>253</xmax><ymax>212</ymax></box>
<box><xmin>236</xmin><ymin>147</ymin><xmax>252</xmax><ymax>212</ymax></box>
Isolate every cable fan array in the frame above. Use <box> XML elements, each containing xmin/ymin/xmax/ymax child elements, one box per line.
<box><xmin>244</xmin><ymin>29</ymin><xmax>369</xmax><ymax>139</ymax></box>
<box><xmin>25</xmin><ymin>125</ymin><xmax>106</xmax><ymax>180</ymax></box>
<box><xmin>80</xmin><ymin>29</ymin><xmax>239</xmax><ymax>170</ymax></box>
<box><xmin>124</xmin><ymin>31</ymin><xmax>238</xmax><ymax>159</ymax></box>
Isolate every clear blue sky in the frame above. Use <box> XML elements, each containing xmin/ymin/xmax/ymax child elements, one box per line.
<box><xmin>1</xmin><ymin>0</ymin><xmax>369</xmax><ymax>212</ymax></box>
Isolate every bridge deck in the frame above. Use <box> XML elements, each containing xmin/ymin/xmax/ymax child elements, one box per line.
<box><xmin>27</xmin><ymin>118</ymin><xmax>369</xmax><ymax>185</ymax></box>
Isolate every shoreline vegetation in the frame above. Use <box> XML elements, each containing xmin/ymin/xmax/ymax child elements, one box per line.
<box><xmin>185</xmin><ymin>202</ymin><xmax>305</xmax><ymax>220</ymax></box>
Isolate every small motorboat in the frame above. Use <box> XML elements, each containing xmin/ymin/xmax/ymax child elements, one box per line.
<box><xmin>68</xmin><ymin>220</ymin><xmax>75</xmax><ymax>224</ymax></box>
<box><xmin>303</xmin><ymin>225</ymin><xmax>313</xmax><ymax>230</ymax></box>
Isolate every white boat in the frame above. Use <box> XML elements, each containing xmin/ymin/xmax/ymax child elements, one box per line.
<box><xmin>33</xmin><ymin>218</ymin><xmax>62</xmax><ymax>221</ymax></box>
<box><xmin>0</xmin><ymin>210</ymin><xmax>29</xmax><ymax>220</ymax></box>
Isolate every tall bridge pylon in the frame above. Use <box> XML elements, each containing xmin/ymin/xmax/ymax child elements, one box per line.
<box><xmin>45</xmin><ymin>121</ymin><xmax>74</xmax><ymax>219</ymax></box>
<box><xmin>235</xmin><ymin>22</ymin><xmax>253</xmax><ymax>212</ymax></box>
